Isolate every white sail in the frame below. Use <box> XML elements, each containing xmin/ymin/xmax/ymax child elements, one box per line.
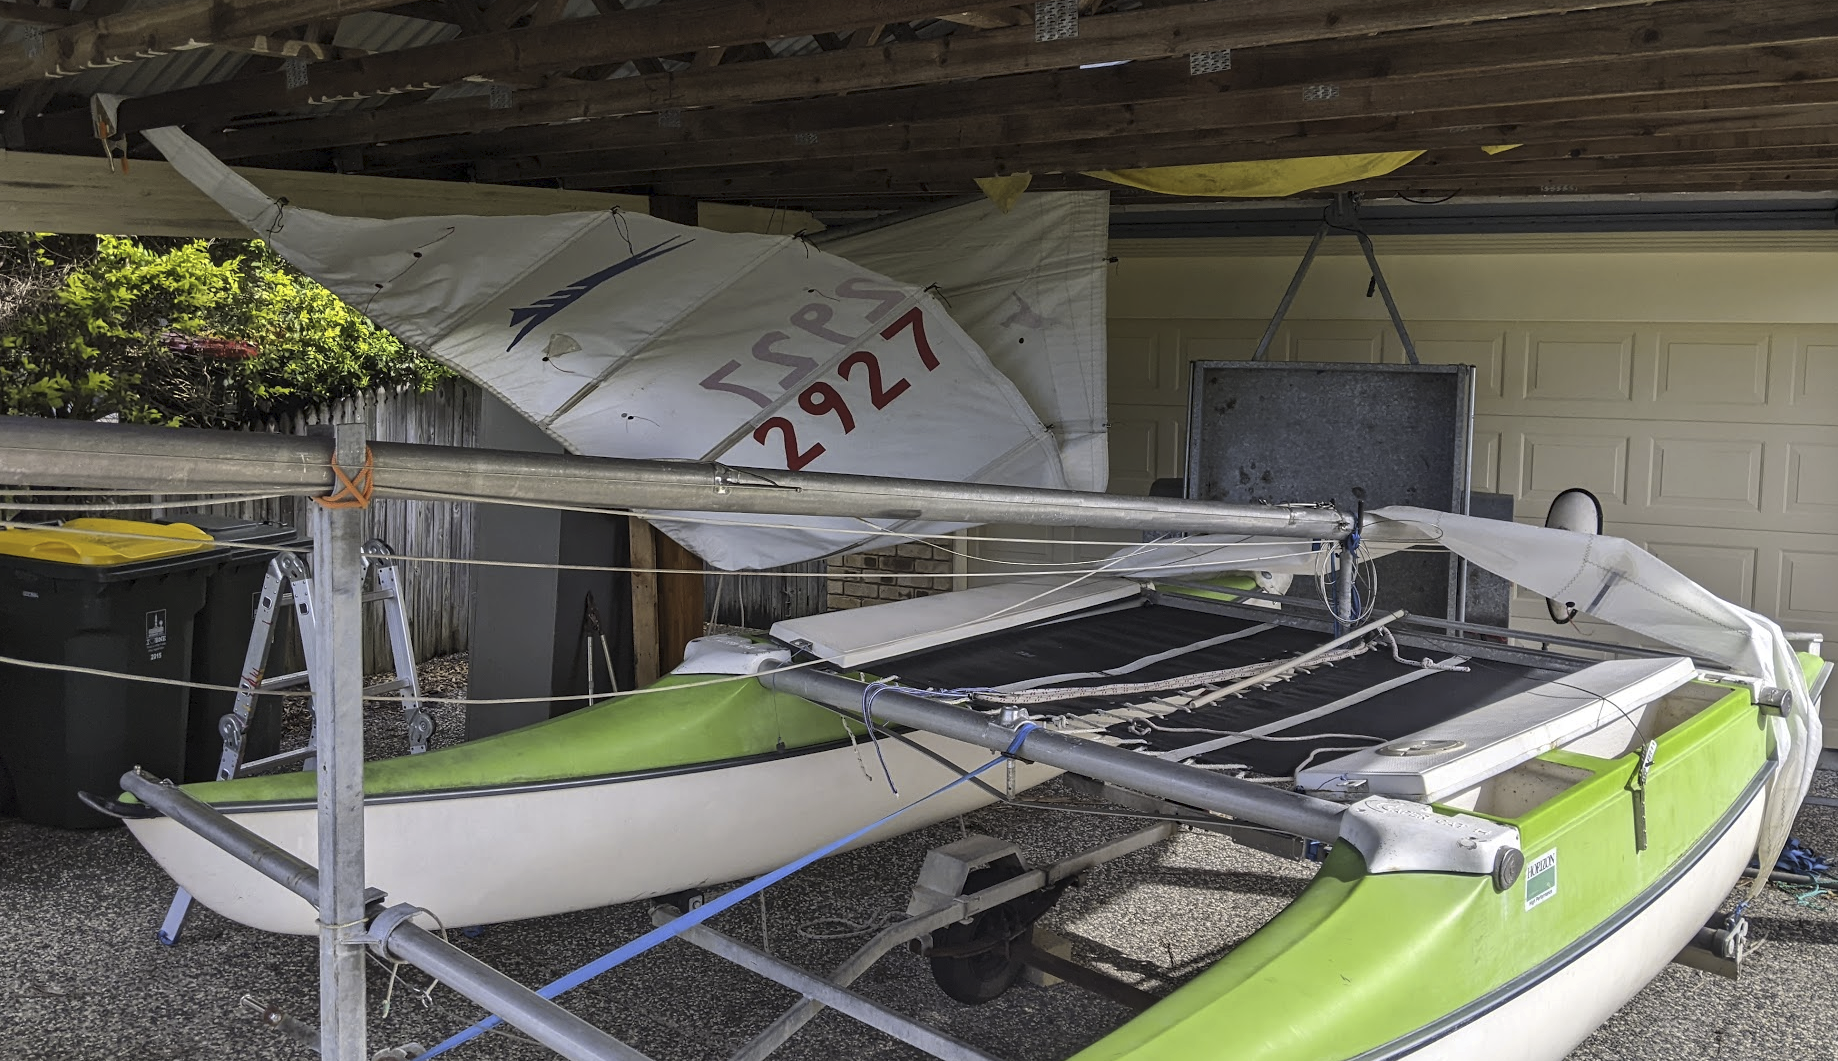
<box><xmin>822</xmin><ymin>192</ymin><xmax>1111</xmax><ymax>492</ymax></box>
<box><xmin>143</xmin><ymin>127</ymin><xmax>1068</xmax><ymax>570</ymax></box>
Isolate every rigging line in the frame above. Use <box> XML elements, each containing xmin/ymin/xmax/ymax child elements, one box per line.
<box><xmin>989</xmin><ymin>623</ymin><xmax>1279</xmax><ymax>692</ymax></box>
<box><xmin>977</xmin><ymin>644</ymin><xmax>1370</xmax><ymax>706</ymax></box>
<box><xmin>0</xmin><ymin>556</ymin><xmax>1179</xmax><ymax>707</ymax></box>
<box><xmin>0</xmin><ymin>493</ymin><xmax>290</xmax><ymax>512</ymax></box>
<box><xmin>0</xmin><ymin>519</ymin><xmax>1319</xmax><ymax>580</ymax></box>
<box><xmin>1186</xmin><ymin>610</ymin><xmax>1408</xmax><ymax>711</ymax></box>
<box><xmin>0</xmin><ymin>487</ymin><xmax>296</xmax><ymax>499</ymax></box>
<box><xmin>1155</xmin><ymin>652</ymin><xmax>1467</xmax><ymax>762</ymax></box>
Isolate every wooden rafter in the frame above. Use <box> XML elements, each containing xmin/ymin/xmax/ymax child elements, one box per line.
<box><xmin>306</xmin><ymin>0</ymin><xmax>1838</xmax><ymax>180</ymax></box>
<box><xmin>337</xmin><ymin>37</ymin><xmax>1838</xmax><ymax>187</ymax></box>
<box><xmin>0</xmin><ymin>0</ymin><xmax>411</xmax><ymax>87</ymax></box>
<box><xmin>30</xmin><ymin>0</ymin><xmax>1700</xmax><ymax>148</ymax></box>
<box><xmin>2</xmin><ymin>0</ymin><xmax>1832</xmax><ymax>205</ymax></box>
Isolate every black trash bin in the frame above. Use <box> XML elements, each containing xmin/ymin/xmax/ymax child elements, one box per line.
<box><xmin>163</xmin><ymin>515</ymin><xmax>307</xmax><ymax>783</ymax></box>
<box><xmin>0</xmin><ymin>519</ymin><xmax>216</xmax><ymax>828</ymax></box>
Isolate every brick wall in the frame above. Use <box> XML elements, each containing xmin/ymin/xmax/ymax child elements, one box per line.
<box><xmin>826</xmin><ymin>542</ymin><xmax>956</xmax><ymax>610</ymax></box>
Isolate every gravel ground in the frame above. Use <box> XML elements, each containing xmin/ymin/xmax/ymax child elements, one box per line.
<box><xmin>1</xmin><ymin>658</ymin><xmax>1835</xmax><ymax>1061</ymax></box>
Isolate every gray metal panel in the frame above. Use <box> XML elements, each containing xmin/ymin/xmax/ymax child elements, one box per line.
<box><xmin>1184</xmin><ymin>361</ymin><xmax>1474</xmax><ymax>619</ymax></box>
<box><xmin>1464</xmin><ymin>491</ymin><xmax>1515</xmax><ymax>627</ymax></box>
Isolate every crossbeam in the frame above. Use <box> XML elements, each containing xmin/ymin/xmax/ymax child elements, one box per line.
<box><xmin>0</xmin><ymin>416</ymin><xmax>1352</xmax><ymax>542</ymax></box>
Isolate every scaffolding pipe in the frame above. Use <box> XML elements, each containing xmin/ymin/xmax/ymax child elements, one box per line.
<box><xmin>650</xmin><ymin>907</ymin><xmax>997</xmax><ymax>1061</ymax></box>
<box><xmin>121</xmin><ymin>768</ymin><xmax>325</xmax><ymax>900</ymax></box>
<box><xmin>379</xmin><ymin>920</ymin><xmax>653</xmax><ymax>1061</ymax></box>
<box><xmin>115</xmin><ymin>772</ymin><xmax>652</xmax><ymax>1061</ymax></box>
<box><xmin>310</xmin><ymin>423</ymin><xmax>369</xmax><ymax>1061</ymax></box>
<box><xmin>0</xmin><ymin>416</ymin><xmax>1350</xmax><ymax>542</ymax></box>
<box><xmin>756</xmin><ymin>669</ymin><xmax>1348</xmax><ymax>843</ymax></box>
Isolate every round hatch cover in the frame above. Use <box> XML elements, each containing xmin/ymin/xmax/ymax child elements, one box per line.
<box><xmin>1376</xmin><ymin>738</ymin><xmax>1466</xmax><ymax>757</ymax></box>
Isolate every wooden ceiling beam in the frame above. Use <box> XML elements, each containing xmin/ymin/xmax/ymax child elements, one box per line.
<box><xmin>462</xmin><ymin>118</ymin><xmax>1838</xmax><ymax>190</ymax></box>
<box><xmin>0</xmin><ymin>3</ymin><xmax>90</xmax><ymax>28</ymax></box>
<box><xmin>335</xmin><ymin>0</ymin><xmax>1838</xmax><ymax>173</ymax></box>
<box><xmin>39</xmin><ymin>0</ymin><xmax>1693</xmax><ymax>150</ymax></box>
<box><xmin>386</xmin><ymin>41</ymin><xmax>1838</xmax><ymax>183</ymax></box>
<box><xmin>1392</xmin><ymin>146</ymin><xmax>1838</xmax><ymax>182</ymax></box>
<box><xmin>0</xmin><ymin>0</ymin><xmax>412</xmax><ymax>88</ymax></box>
<box><xmin>603</xmin><ymin>160</ymin><xmax>1838</xmax><ymax>200</ymax></box>
<box><xmin>74</xmin><ymin>0</ymin><xmax>1032</xmax><ymax>137</ymax></box>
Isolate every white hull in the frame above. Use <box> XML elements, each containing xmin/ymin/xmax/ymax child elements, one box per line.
<box><xmin>128</xmin><ymin>732</ymin><xmax>1058</xmax><ymax>935</ymax></box>
<box><xmin>1407</xmin><ymin>781</ymin><xmax>1766</xmax><ymax>1061</ymax></box>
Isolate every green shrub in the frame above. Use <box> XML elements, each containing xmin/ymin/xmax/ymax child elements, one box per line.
<box><xmin>0</xmin><ymin>233</ymin><xmax>447</xmax><ymax>426</ymax></box>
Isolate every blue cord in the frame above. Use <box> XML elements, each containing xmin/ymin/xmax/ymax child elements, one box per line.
<box><xmin>419</xmin><ymin>719</ymin><xmax>1041</xmax><ymax>1057</ymax></box>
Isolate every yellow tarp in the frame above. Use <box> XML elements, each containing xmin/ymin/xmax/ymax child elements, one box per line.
<box><xmin>1082</xmin><ymin>145</ymin><xmax>1520</xmax><ymax>198</ymax></box>
<box><xmin>1087</xmin><ymin>151</ymin><xmax>1424</xmax><ymax>198</ymax></box>
<box><xmin>974</xmin><ymin>173</ymin><xmax>1034</xmax><ymax>212</ymax></box>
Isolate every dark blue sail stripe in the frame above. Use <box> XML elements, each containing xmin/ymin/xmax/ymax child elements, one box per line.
<box><xmin>506</xmin><ymin>234</ymin><xmax>695</xmax><ymax>350</ymax></box>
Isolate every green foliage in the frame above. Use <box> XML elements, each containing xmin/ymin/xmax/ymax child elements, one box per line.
<box><xmin>0</xmin><ymin>233</ymin><xmax>447</xmax><ymax>426</ymax></box>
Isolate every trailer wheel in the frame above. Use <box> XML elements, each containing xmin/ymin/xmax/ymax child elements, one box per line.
<box><xmin>928</xmin><ymin>864</ymin><xmax>1029</xmax><ymax>1005</ymax></box>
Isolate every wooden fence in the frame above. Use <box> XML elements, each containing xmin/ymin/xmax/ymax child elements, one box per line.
<box><xmin>171</xmin><ymin>378</ymin><xmax>480</xmax><ymax>666</ymax></box>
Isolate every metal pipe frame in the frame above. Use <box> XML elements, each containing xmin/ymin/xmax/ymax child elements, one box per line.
<box><xmin>116</xmin><ymin>771</ymin><xmax>651</xmax><ymax>1061</ymax></box>
<box><xmin>380</xmin><ymin>917</ymin><xmax>652</xmax><ymax>1061</ymax></box>
<box><xmin>651</xmin><ymin>906</ymin><xmax>997</xmax><ymax>1061</ymax></box>
<box><xmin>311</xmin><ymin>423</ymin><xmax>368</xmax><ymax>1060</ymax></box>
<box><xmin>757</xmin><ymin>669</ymin><xmax>1348</xmax><ymax>843</ymax></box>
<box><xmin>0</xmin><ymin>415</ymin><xmax>1350</xmax><ymax>542</ymax></box>
<box><xmin>732</xmin><ymin>824</ymin><xmax>1177</xmax><ymax>1061</ymax></box>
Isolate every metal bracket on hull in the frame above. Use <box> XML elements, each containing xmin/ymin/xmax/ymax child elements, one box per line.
<box><xmin>1337</xmin><ymin>796</ymin><xmax>1523</xmax><ymax>884</ymax></box>
<box><xmin>1671</xmin><ymin>910</ymin><xmax>1753</xmax><ymax>981</ymax></box>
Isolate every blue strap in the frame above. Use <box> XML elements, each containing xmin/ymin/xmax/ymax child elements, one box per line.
<box><xmin>1005</xmin><ymin>720</ymin><xmax>1038</xmax><ymax>757</ymax></box>
<box><xmin>420</xmin><ymin>729</ymin><xmax>1035</xmax><ymax>1057</ymax></box>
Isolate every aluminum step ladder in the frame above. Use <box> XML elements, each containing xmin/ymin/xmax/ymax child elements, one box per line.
<box><xmin>157</xmin><ymin>538</ymin><xmax>431</xmax><ymax>946</ymax></box>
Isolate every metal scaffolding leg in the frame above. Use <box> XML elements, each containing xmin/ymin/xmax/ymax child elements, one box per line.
<box><xmin>311</xmin><ymin>423</ymin><xmax>369</xmax><ymax>1061</ymax></box>
<box><xmin>117</xmin><ymin>769</ymin><xmax>647</xmax><ymax>1061</ymax></box>
<box><xmin>652</xmin><ymin>906</ymin><xmax>997</xmax><ymax>1061</ymax></box>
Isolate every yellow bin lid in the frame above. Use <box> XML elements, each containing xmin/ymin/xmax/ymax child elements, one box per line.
<box><xmin>0</xmin><ymin>518</ymin><xmax>214</xmax><ymax>566</ymax></box>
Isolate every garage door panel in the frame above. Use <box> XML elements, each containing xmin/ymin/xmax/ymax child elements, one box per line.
<box><xmin>1644</xmin><ymin>541</ymin><xmax>1758</xmax><ymax>609</ymax></box>
<box><xmin>1785</xmin><ymin>441</ymin><xmax>1838</xmax><ymax>517</ymax></box>
<box><xmin>1106</xmin><ymin>321</ymin><xmax>1165</xmax><ymax>402</ymax></box>
<box><xmin>1522</xmin><ymin>328</ymin><xmax>1637</xmax><ymax>404</ymax></box>
<box><xmin>1178</xmin><ymin>321</ymin><xmax>1267</xmax><ymax>370</ymax></box>
<box><xmin>1105</xmin><ymin>408</ymin><xmax>1167</xmax><ymax>496</ymax></box>
<box><xmin>1496</xmin><ymin>418</ymin><xmax>1834</xmax><ymax>534</ymax></box>
<box><xmin>1654</xmin><ymin>329</ymin><xmax>1771</xmax><ymax>407</ymax></box>
<box><xmin>1392</xmin><ymin>323</ymin><xmax>1508</xmax><ymax>399</ymax></box>
<box><xmin>1287</xmin><ymin>321</ymin><xmax>1387</xmax><ymax>364</ymax></box>
<box><xmin>1472</xmin><ymin>430</ymin><xmax>1502</xmax><ymax>494</ymax></box>
<box><xmin>1516</xmin><ymin>430</ymin><xmax>1631</xmax><ymax>507</ymax></box>
<box><xmin>1648</xmin><ymin>438</ymin><xmax>1764</xmax><ymax>515</ymax></box>
<box><xmin>1787</xmin><ymin>332</ymin><xmax>1838</xmax><ymax>415</ymax></box>
<box><xmin>1775</xmin><ymin>548</ymin><xmax>1838</xmax><ymax>633</ymax></box>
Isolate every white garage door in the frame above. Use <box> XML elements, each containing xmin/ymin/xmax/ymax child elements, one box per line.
<box><xmin>1104</xmin><ymin>313</ymin><xmax>1838</xmax><ymax>650</ymax></box>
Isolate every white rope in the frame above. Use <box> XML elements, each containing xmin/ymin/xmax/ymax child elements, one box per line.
<box><xmin>989</xmin><ymin>623</ymin><xmax>1276</xmax><ymax>692</ymax></box>
<box><xmin>0</xmin><ymin>492</ymin><xmax>290</xmax><ymax>512</ymax></box>
<box><xmin>977</xmin><ymin>644</ymin><xmax>1370</xmax><ymax>705</ymax></box>
<box><xmin>0</xmin><ymin>519</ymin><xmax>1320</xmax><ymax>581</ymax></box>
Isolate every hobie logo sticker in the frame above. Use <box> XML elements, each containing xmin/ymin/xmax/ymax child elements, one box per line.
<box><xmin>1524</xmin><ymin>849</ymin><xmax>1558</xmax><ymax>910</ymax></box>
<box><xmin>506</xmin><ymin>235</ymin><xmax>694</xmax><ymax>350</ymax></box>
